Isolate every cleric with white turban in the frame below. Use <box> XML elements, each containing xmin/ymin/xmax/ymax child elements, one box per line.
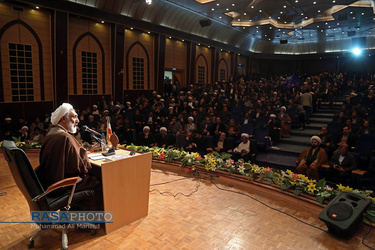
<box><xmin>50</xmin><ymin>103</ymin><xmax>74</xmax><ymax>126</ymax></box>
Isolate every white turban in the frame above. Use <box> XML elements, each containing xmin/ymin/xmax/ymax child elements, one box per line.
<box><xmin>21</xmin><ymin>126</ymin><xmax>29</xmax><ymax>130</ymax></box>
<box><xmin>143</xmin><ymin>126</ymin><xmax>150</xmax><ymax>131</ymax></box>
<box><xmin>188</xmin><ymin>116</ymin><xmax>194</xmax><ymax>121</ymax></box>
<box><xmin>281</xmin><ymin>106</ymin><xmax>286</xmax><ymax>110</ymax></box>
<box><xmin>160</xmin><ymin>127</ymin><xmax>167</xmax><ymax>132</ymax></box>
<box><xmin>270</xmin><ymin>114</ymin><xmax>276</xmax><ymax>118</ymax></box>
<box><xmin>51</xmin><ymin>103</ymin><xmax>73</xmax><ymax>125</ymax></box>
<box><xmin>311</xmin><ymin>136</ymin><xmax>321</xmax><ymax>144</ymax></box>
<box><xmin>241</xmin><ymin>133</ymin><xmax>249</xmax><ymax>138</ymax></box>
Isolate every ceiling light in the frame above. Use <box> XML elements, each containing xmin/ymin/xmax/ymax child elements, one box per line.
<box><xmin>219</xmin><ymin>16</ymin><xmax>222</xmax><ymax>18</ymax></box>
<box><xmin>295</xmin><ymin>0</ymin><xmax>298</xmax><ymax>2</ymax></box>
<box><xmin>145</xmin><ymin>0</ymin><xmax>152</xmax><ymax>5</ymax></box>
<box><xmin>35</xmin><ymin>6</ymin><xmax>39</xmax><ymax>9</ymax></box>
<box><xmin>313</xmin><ymin>2</ymin><xmax>316</xmax><ymax>4</ymax></box>
<box><xmin>301</xmin><ymin>13</ymin><xmax>304</xmax><ymax>15</ymax></box>
<box><xmin>284</xmin><ymin>5</ymin><xmax>286</xmax><ymax>8</ymax></box>
<box><xmin>251</xmin><ymin>6</ymin><xmax>254</xmax><ymax>8</ymax></box>
<box><xmin>212</xmin><ymin>8</ymin><xmax>214</xmax><ymax>11</ymax></box>
<box><xmin>101</xmin><ymin>21</ymin><xmax>104</xmax><ymax>23</ymax></box>
<box><xmin>333</xmin><ymin>0</ymin><xmax>335</xmax><ymax>2</ymax></box>
<box><xmin>232</xmin><ymin>4</ymin><xmax>235</xmax><ymax>6</ymax></box>
<box><xmin>259</xmin><ymin>9</ymin><xmax>262</xmax><ymax>12</ymax></box>
<box><xmin>278</xmin><ymin>17</ymin><xmax>280</xmax><ymax>19</ymax></box>
<box><xmin>226</xmin><ymin>8</ymin><xmax>229</xmax><ymax>11</ymax></box>
<box><xmin>280</xmin><ymin>11</ymin><xmax>283</xmax><ymax>14</ymax></box>
<box><xmin>362</xmin><ymin>13</ymin><xmax>364</xmax><ymax>15</ymax></box>
<box><xmin>318</xmin><ymin>10</ymin><xmax>321</xmax><ymax>13</ymax></box>
<box><xmin>244</xmin><ymin>13</ymin><xmax>247</xmax><ymax>15</ymax></box>
<box><xmin>238</xmin><ymin>19</ymin><xmax>240</xmax><ymax>21</ymax></box>
<box><xmin>216</xmin><ymin>3</ymin><xmax>219</xmax><ymax>6</ymax></box>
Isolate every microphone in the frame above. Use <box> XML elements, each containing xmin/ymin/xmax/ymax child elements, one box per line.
<box><xmin>82</xmin><ymin>125</ymin><xmax>101</xmax><ymax>137</ymax></box>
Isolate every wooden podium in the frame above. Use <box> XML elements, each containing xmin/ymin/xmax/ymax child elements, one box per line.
<box><xmin>90</xmin><ymin>149</ymin><xmax>152</xmax><ymax>234</ymax></box>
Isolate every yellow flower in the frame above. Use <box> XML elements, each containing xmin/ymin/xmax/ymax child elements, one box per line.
<box><xmin>205</xmin><ymin>164</ymin><xmax>211</xmax><ymax>171</ymax></box>
<box><xmin>336</xmin><ymin>183</ymin><xmax>345</xmax><ymax>192</ymax></box>
<box><xmin>344</xmin><ymin>186</ymin><xmax>353</xmax><ymax>192</ymax></box>
<box><xmin>290</xmin><ymin>180</ymin><xmax>297</xmax><ymax>186</ymax></box>
<box><xmin>286</xmin><ymin>169</ymin><xmax>293</xmax><ymax>175</ymax></box>
<box><xmin>307</xmin><ymin>182</ymin><xmax>317</xmax><ymax>193</ymax></box>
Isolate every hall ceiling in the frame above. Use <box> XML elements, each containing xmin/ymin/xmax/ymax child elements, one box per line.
<box><xmin>66</xmin><ymin>0</ymin><xmax>375</xmax><ymax>54</ymax></box>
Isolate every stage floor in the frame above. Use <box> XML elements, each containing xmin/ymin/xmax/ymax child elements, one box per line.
<box><xmin>1</xmin><ymin>152</ymin><xmax>374</xmax><ymax>249</ymax></box>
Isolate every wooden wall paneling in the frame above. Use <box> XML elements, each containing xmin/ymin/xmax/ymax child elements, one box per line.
<box><xmin>124</xmin><ymin>30</ymin><xmax>154</xmax><ymax>91</ymax></box>
<box><xmin>55</xmin><ymin>10</ymin><xmax>68</xmax><ymax>105</ymax></box>
<box><xmin>188</xmin><ymin>42</ymin><xmax>196</xmax><ymax>85</ymax></box>
<box><xmin>195</xmin><ymin>46</ymin><xmax>211</xmax><ymax>84</ymax></box>
<box><xmin>210</xmin><ymin>47</ymin><xmax>215</xmax><ymax>84</ymax></box>
<box><xmin>165</xmin><ymin>38</ymin><xmax>187</xmax><ymax>88</ymax></box>
<box><xmin>156</xmin><ymin>34</ymin><xmax>166</xmax><ymax>93</ymax></box>
<box><xmin>114</xmin><ymin>24</ymin><xmax>124</xmax><ymax>103</ymax></box>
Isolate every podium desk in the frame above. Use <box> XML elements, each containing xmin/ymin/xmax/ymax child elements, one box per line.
<box><xmin>90</xmin><ymin>149</ymin><xmax>152</xmax><ymax>234</ymax></box>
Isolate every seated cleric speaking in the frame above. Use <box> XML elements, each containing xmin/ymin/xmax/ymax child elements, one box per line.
<box><xmin>35</xmin><ymin>103</ymin><xmax>103</xmax><ymax>211</ymax></box>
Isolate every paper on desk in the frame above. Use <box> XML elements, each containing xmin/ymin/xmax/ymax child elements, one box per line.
<box><xmin>105</xmin><ymin>154</ymin><xmax>131</xmax><ymax>161</ymax></box>
<box><xmin>88</xmin><ymin>153</ymin><xmax>106</xmax><ymax>161</ymax></box>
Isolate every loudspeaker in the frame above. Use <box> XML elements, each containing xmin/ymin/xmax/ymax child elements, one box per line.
<box><xmin>318</xmin><ymin>191</ymin><xmax>371</xmax><ymax>237</ymax></box>
<box><xmin>280</xmin><ymin>39</ymin><xmax>288</xmax><ymax>44</ymax></box>
<box><xmin>199</xmin><ymin>19</ymin><xmax>212</xmax><ymax>27</ymax></box>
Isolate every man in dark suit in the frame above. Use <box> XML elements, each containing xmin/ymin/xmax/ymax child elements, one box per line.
<box><xmin>357</xmin><ymin>120</ymin><xmax>375</xmax><ymax>136</ymax></box>
<box><xmin>155</xmin><ymin>127</ymin><xmax>174</xmax><ymax>148</ymax></box>
<box><xmin>325</xmin><ymin>144</ymin><xmax>357</xmax><ymax>185</ymax></box>
<box><xmin>210</xmin><ymin>117</ymin><xmax>226</xmax><ymax>139</ymax></box>
<box><xmin>336</xmin><ymin>126</ymin><xmax>358</xmax><ymax>149</ymax></box>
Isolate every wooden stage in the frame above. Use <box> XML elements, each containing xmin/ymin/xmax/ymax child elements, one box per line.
<box><xmin>0</xmin><ymin>152</ymin><xmax>374</xmax><ymax>249</ymax></box>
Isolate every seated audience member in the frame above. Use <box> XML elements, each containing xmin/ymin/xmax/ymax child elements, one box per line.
<box><xmin>231</xmin><ymin>133</ymin><xmax>258</xmax><ymax>162</ymax></box>
<box><xmin>357</xmin><ymin>120</ymin><xmax>375</xmax><ymax>136</ymax></box>
<box><xmin>184</xmin><ymin>116</ymin><xmax>197</xmax><ymax>134</ymax></box>
<box><xmin>324</xmin><ymin>144</ymin><xmax>356</xmax><ymax>185</ymax></box>
<box><xmin>241</xmin><ymin>112</ymin><xmax>252</xmax><ymax>125</ymax></box>
<box><xmin>277</xmin><ymin>106</ymin><xmax>291</xmax><ymax>138</ymax></box>
<box><xmin>226</xmin><ymin>119</ymin><xmax>241</xmax><ymax>138</ymax></box>
<box><xmin>123</xmin><ymin>117</ymin><xmax>136</xmax><ymax>144</ymax></box>
<box><xmin>133</xmin><ymin>109</ymin><xmax>145</xmax><ymax>132</ymax></box>
<box><xmin>36</xmin><ymin>103</ymin><xmax>102</xmax><ymax>211</ymax></box>
<box><xmin>29</xmin><ymin>127</ymin><xmax>45</xmax><ymax>143</ymax></box>
<box><xmin>336</xmin><ymin>126</ymin><xmax>358</xmax><ymax>149</ymax></box>
<box><xmin>345</xmin><ymin>118</ymin><xmax>359</xmax><ymax>134</ymax></box>
<box><xmin>30</xmin><ymin>117</ymin><xmax>44</xmax><ymax>132</ymax></box>
<box><xmin>191</xmin><ymin>132</ymin><xmax>208</xmax><ymax>155</ymax></box>
<box><xmin>209</xmin><ymin>132</ymin><xmax>231</xmax><ymax>155</ymax></box>
<box><xmin>136</xmin><ymin>126</ymin><xmax>155</xmax><ymax>147</ymax></box>
<box><xmin>155</xmin><ymin>127</ymin><xmax>174</xmax><ymax>148</ymax></box>
<box><xmin>295</xmin><ymin>136</ymin><xmax>328</xmax><ymax>180</ymax></box>
<box><xmin>210</xmin><ymin>117</ymin><xmax>226</xmax><ymax>139</ymax></box>
<box><xmin>199</xmin><ymin>116</ymin><xmax>212</xmax><ymax>136</ymax></box>
<box><xmin>263</xmin><ymin>114</ymin><xmax>281</xmax><ymax>146</ymax></box>
<box><xmin>318</xmin><ymin>126</ymin><xmax>335</xmax><ymax>158</ymax></box>
<box><xmin>97</xmin><ymin>116</ymin><xmax>107</xmax><ymax>134</ymax></box>
<box><xmin>20</xmin><ymin>126</ymin><xmax>29</xmax><ymax>141</ymax></box>
<box><xmin>180</xmin><ymin>131</ymin><xmax>194</xmax><ymax>150</ymax></box>
<box><xmin>350</xmin><ymin>111</ymin><xmax>363</xmax><ymax>127</ymax></box>
<box><xmin>168</xmin><ymin>117</ymin><xmax>183</xmax><ymax>135</ymax></box>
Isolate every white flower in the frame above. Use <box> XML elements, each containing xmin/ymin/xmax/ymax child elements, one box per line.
<box><xmin>238</xmin><ymin>165</ymin><xmax>245</xmax><ymax>174</ymax></box>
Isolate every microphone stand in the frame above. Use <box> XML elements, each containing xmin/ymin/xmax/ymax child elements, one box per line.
<box><xmin>90</xmin><ymin>134</ymin><xmax>115</xmax><ymax>156</ymax></box>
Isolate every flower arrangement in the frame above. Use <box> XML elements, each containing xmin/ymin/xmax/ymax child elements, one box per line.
<box><xmin>0</xmin><ymin>137</ymin><xmax>42</xmax><ymax>150</ymax></box>
<box><xmin>138</xmin><ymin>145</ymin><xmax>375</xmax><ymax>222</ymax></box>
